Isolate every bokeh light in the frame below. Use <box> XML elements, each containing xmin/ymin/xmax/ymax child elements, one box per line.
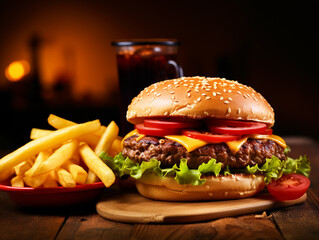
<box><xmin>5</xmin><ymin>60</ymin><xmax>30</xmax><ymax>82</ymax></box>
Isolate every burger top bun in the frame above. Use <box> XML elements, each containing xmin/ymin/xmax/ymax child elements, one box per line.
<box><xmin>127</xmin><ymin>77</ymin><xmax>275</xmax><ymax>126</ymax></box>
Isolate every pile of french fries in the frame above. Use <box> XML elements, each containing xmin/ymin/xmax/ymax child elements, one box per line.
<box><xmin>0</xmin><ymin>114</ymin><xmax>122</xmax><ymax>188</ymax></box>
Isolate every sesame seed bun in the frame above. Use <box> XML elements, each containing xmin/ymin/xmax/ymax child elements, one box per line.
<box><xmin>135</xmin><ymin>174</ymin><xmax>265</xmax><ymax>201</ymax></box>
<box><xmin>127</xmin><ymin>77</ymin><xmax>274</xmax><ymax>126</ymax></box>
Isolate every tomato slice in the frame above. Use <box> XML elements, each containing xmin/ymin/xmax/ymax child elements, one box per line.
<box><xmin>144</xmin><ymin>119</ymin><xmax>200</xmax><ymax>129</ymax></box>
<box><xmin>182</xmin><ymin>130</ymin><xmax>240</xmax><ymax>143</ymax></box>
<box><xmin>261</xmin><ymin>128</ymin><xmax>273</xmax><ymax>135</ymax></box>
<box><xmin>135</xmin><ymin>123</ymin><xmax>181</xmax><ymax>137</ymax></box>
<box><xmin>207</xmin><ymin>118</ymin><xmax>258</xmax><ymax>127</ymax></box>
<box><xmin>209</xmin><ymin>122</ymin><xmax>267</xmax><ymax>135</ymax></box>
<box><xmin>267</xmin><ymin>173</ymin><xmax>310</xmax><ymax>201</ymax></box>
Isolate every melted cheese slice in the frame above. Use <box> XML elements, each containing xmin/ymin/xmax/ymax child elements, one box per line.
<box><xmin>121</xmin><ymin>129</ymin><xmax>145</xmax><ymax>148</ymax></box>
<box><xmin>226</xmin><ymin>136</ymin><xmax>249</xmax><ymax>154</ymax></box>
<box><xmin>123</xmin><ymin>130</ymin><xmax>287</xmax><ymax>154</ymax></box>
<box><xmin>164</xmin><ymin>135</ymin><xmax>208</xmax><ymax>152</ymax></box>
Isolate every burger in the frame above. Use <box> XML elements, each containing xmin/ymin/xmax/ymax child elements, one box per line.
<box><xmin>101</xmin><ymin>77</ymin><xmax>310</xmax><ymax>201</ymax></box>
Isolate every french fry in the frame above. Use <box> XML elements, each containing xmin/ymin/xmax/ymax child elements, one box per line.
<box><xmin>42</xmin><ymin>175</ymin><xmax>58</xmax><ymax>187</ymax></box>
<box><xmin>14</xmin><ymin>160</ymin><xmax>33</xmax><ymax>176</ymax></box>
<box><xmin>50</xmin><ymin>170</ymin><xmax>58</xmax><ymax>181</ymax></box>
<box><xmin>109</xmin><ymin>137</ymin><xmax>123</xmax><ymax>157</ymax></box>
<box><xmin>79</xmin><ymin>143</ymin><xmax>115</xmax><ymax>187</ymax></box>
<box><xmin>94</xmin><ymin>121</ymin><xmax>119</xmax><ymax>155</ymax></box>
<box><xmin>56</xmin><ymin>168</ymin><xmax>76</xmax><ymax>188</ymax></box>
<box><xmin>30</xmin><ymin>127</ymin><xmax>100</xmax><ymax>147</ymax></box>
<box><xmin>23</xmin><ymin>173</ymin><xmax>49</xmax><ymax>188</ymax></box>
<box><xmin>86</xmin><ymin>170</ymin><xmax>99</xmax><ymax>185</ymax></box>
<box><xmin>86</xmin><ymin>121</ymin><xmax>119</xmax><ymax>184</ymax></box>
<box><xmin>25</xmin><ymin>150</ymin><xmax>51</xmax><ymax>177</ymax></box>
<box><xmin>11</xmin><ymin>175</ymin><xmax>24</xmax><ymax>187</ymax></box>
<box><xmin>48</xmin><ymin>114</ymin><xmax>106</xmax><ymax>137</ymax></box>
<box><xmin>63</xmin><ymin>161</ymin><xmax>87</xmax><ymax>184</ymax></box>
<box><xmin>30</xmin><ymin>128</ymin><xmax>53</xmax><ymax>139</ymax></box>
<box><xmin>0</xmin><ymin>168</ymin><xmax>14</xmax><ymax>182</ymax></box>
<box><xmin>32</xmin><ymin>140</ymin><xmax>78</xmax><ymax>176</ymax></box>
<box><xmin>70</xmin><ymin>150</ymin><xmax>80</xmax><ymax>165</ymax></box>
<box><xmin>0</xmin><ymin>119</ymin><xmax>101</xmax><ymax>174</ymax></box>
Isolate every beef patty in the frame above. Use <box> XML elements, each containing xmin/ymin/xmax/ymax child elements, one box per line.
<box><xmin>122</xmin><ymin>135</ymin><xmax>286</xmax><ymax>169</ymax></box>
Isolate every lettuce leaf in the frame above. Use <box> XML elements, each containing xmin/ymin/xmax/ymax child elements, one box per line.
<box><xmin>99</xmin><ymin>151</ymin><xmax>311</xmax><ymax>186</ymax></box>
<box><xmin>100</xmin><ymin>152</ymin><xmax>221</xmax><ymax>186</ymax></box>
<box><xmin>245</xmin><ymin>155</ymin><xmax>310</xmax><ymax>184</ymax></box>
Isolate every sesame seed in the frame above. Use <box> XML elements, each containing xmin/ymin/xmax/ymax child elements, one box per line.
<box><xmin>204</xmin><ymin>111</ymin><xmax>209</xmax><ymax>116</ymax></box>
<box><xmin>170</xmin><ymin>91</ymin><xmax>175</xmax><ymax>94</ymax></box>
<box><xmin>227</xmin><ymin>107</ymin><xmax>231</xmax><ymax>114</ymax></box>
<box><xmin>187</xmin><ymin>89</ymin><xmax>191</xmax><ymax>93</ymax></box>
<box><xmin>197</xmin><ymin>97</ymin><xmax>201</xmax><ymax>102</ymax></box>
<box><xmin>228</xmin><ymin>97</ymin><xmax>232</xmax><ymax>101</ymax></box>
<box><xmin>236</xmin><ymin>91</ymin><xmax>242</xmax><ymax>95</ymax></box>
<box><xmin>205</xmin><ymin>88</ymin><xmax>211</xmax><ymax>92</ymax></box>
<box><xmin>202</xmin><ymin>93</ymin><xmax>207</xmax><ymax>96</ymax></box>
<box><xmin>224</xmin><ymin>100</ymin><xmax>230</xmax><ymax>104</ymax></box>
<box><xmin>228</xmin><ymin>90</ymin><xmax>232</xmax><ymax>93</ymax></box>
<box><xmin>237</xmin><ymin>108</ymin><xmax>241</xmax><ymax>114</ymax></box>
<box><xmin>205</xmin><ymin>96</ymin><xmax>211</xmax><ymax>100</ymax></box>
<box><xmin>253</xmin><ymin>97</ymin><xmax>258</xmax><ymax>101</ymax></box>
<box><xmin>187</xmin><ymin>93</ymin><xmax>191</xmax><ymax>98</ymax></box>
<box><xmin>223</xmin><ymin>89</ymin><xmax>227</xmax><ymax>92</ymax></box>
<box><xmin>216</xmin><ymin>92</ymin><xmax>221</xmax><ymax>95</ymax></box>
<box><xmin>164</xmin><ymin>111</ymin><xmax>168</xmax><ymax>116</ymax></box>
<box><xmin>220</xmin><ymin>97</ymin><xmax>224</xmax><ymax>101</ymax></box>
<box><xmin>194</xmin><ymin>100</ymin><xmax>197</xmax><ymax>104</ymax></box>
<box><xmin>156</xmin><ymin>93</ymin><xmax>161</xmax><ymax>97</ymax></box>
<box><xmin>213</xmin><ymin>92</ymin><xmax>216</xmax><ymax>96</ymax></box>
<box><xmin>183</xmin><ymin>84</ymin><xmax>188</xmax><ymax>87</ymax></box>
<box><xmin>175</xmin><ymin>85</ymin><xmax>180</xmax><ymax>88</ymax></box>
<box><xmin>195</xmin><ymin>89</ymin><xmax>199</xmax><ymax>92</ymax></box>
<box><xmin>163</xmin><ymin>87</ymin><xmax>167</xmax><ymax>90</ymax></box>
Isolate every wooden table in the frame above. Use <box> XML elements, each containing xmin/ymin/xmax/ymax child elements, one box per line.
<box><xmin>1</xmin><ymin>137</ymin><xmax>319</xmax><ymax>240</ymax></box>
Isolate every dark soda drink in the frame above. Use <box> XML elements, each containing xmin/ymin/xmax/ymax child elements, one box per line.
<box><xmin>112</xmin><ymin>40</ymin><xmax>182</xmax><ymax>135</ymax></box>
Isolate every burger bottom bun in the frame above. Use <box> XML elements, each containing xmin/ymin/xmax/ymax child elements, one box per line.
<box><xmin>135</xmin><ymin>174</ymin><xmax>265</xmax><ymax>201</ymax></box>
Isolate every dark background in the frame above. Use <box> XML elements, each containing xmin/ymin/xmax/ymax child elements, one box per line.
<box><xmin>0</xmin><ymin>0</ymin><xmax>318</xmax><ymax>149</ymax></box>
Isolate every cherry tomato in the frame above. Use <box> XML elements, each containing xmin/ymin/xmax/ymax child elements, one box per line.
<box><xmin>267</xmin><ymin>173</ymin><xmax>310</xmax><ymax>201</ymax></box>
<box><xmin>209</xmin><ymin>122</ymin><xmax>267</xmax><ymax>135</ymax></box>
<box><xmin>135</xmin><ymin>123</ymin><xmax>181</xmax><ymax>137</ymax></box>
<box><xmin>182</xmin><ymin>130</ymin><xmax>240</xmax><ymax>143</ymax></box>
<box><xmin>144</xmin><ymin>118</ymin><xmax>200</xmax><ymax>129</ymax></box>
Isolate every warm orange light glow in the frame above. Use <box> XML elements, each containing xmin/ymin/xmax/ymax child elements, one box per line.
<box><xmin>5</xmin><ymin>60</ymin><xmax>30</xmax><ymax>82</ymax></box>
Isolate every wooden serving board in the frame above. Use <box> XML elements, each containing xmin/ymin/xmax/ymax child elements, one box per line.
<box><xmin>96</xmin><ymin>189</ymin><xmax>307</xmax><ymax>223</ymax></box>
